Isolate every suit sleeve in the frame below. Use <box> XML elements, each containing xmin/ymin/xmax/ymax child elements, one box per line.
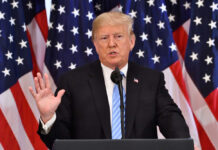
<box><xmin>156</xmin><ymin>73</ymin><xmax>190</xmax><ymax>138</ymax></box>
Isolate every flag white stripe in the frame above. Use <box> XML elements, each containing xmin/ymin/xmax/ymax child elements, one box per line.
<box><xmin>27</xmin><ymin>18</ymin><xmax>46</xmax><ymax>72</ymax></box>
<box><xmin>163</xmin><ymin>67</ymin><xmax>201</xmax><ymax>148</ymax></box>
<box><xmin>0</xmin><ymin>90</ymin><xmax>34</xmax><ymax>150</ymax></box>
<box><xmin>182</xmin><ymin>19</ymin><xmax>191</xmax><ymax>34</ymax></box>
<box><xmin>0</xmin><ymin>143</ymin><xmax>3</xmax><ymax>150</ymax></box>
<box><xmin>18</xmin><ymin>72</ymin><xmax>40</xmax><ymax>121</ymax></box>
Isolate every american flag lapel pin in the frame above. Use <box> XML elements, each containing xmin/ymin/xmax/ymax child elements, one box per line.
<box><xmin>134</xmin><ymin>78</ymin><xmax>139</xmax><ymax>84</ymax></box>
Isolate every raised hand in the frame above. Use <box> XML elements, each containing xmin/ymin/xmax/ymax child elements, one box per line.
<box><xmin>29</xmin><ymin>73</ymin><xmax>65</xmax><ymax>124</ymax></box>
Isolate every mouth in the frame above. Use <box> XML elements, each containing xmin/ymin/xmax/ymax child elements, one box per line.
<box><xmin>108</xmin><ymin>51</ymin><xmax>118</xmax><ymax>56</ymax></box>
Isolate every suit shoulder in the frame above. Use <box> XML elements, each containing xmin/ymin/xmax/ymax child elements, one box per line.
<box><xmin>129</xmin><ymin>61</ymin><xmax>162</xmax><ymax>76</ymax></box>
<box><xmin>58</xmin><ymin>60</ymin><xmax>99</xmax><ymax>82</ymax></box>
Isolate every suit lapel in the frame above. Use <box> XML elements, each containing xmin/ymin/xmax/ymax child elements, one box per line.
<box><xmin>88</xmin><ymin>61</ymin><xmax>111</xmax><ymax>138</ymax></box>
<box><xmin>125</xmin><ymin>62</ymin><xmax>141</xmax><ymax>137</ymax></box>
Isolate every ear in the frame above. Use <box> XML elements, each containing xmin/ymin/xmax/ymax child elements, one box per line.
<box><xmin>130</xmin><ymin>33</ymin><xmax>136</xmax><ymax>51</ymax></box>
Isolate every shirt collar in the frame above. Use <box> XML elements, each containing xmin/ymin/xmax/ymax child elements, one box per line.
<box><xmin>100</xmin><ymin>63</ymin><xmax>128</xmax><ymax>78</ymax></box>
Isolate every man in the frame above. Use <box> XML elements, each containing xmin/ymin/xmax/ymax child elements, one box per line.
<box><xmin>29</xmin><ymin>12</ymin><xmax>190</xmax><ymax>149</ymax></box>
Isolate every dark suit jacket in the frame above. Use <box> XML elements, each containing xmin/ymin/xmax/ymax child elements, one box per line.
<box><xmin>38</xmin><ymin>60</ymin><xmax>190</xmax><ymax>148</ymax></box>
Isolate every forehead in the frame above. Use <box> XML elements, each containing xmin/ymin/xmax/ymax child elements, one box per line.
<box><xmin>96</xmin><ymin>24</ymin><xmax>128</xmax><ymax>35</ymax></box>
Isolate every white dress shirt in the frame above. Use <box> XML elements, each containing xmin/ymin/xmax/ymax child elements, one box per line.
<box><xmin>40</xmin><ymin>63</ymin><xmax>128</xmax><ymax>134</ymax></box>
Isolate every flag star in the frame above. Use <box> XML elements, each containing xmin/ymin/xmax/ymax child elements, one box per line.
<box><xmin>58</xmin><ymin>5</ymin><xmax>65</xmax><ymax>15</ymax></box>
<box><xmin>208</xmin><ymin>20</ymin><xmax>217</xmax><ymax>29</ymax></box>
<box><xmin>11</xmin><ymin>0</ymin><xmax>19</xmax><ymax>9</ymax></box>
<box><xmin>9</xmin><ymin>17</ymin><xmax>16</xmax><ymax>26</ymax></box>
<box><xmin>143</xmin><ymin>15</ymin><xmax>152</xmax><ymax>24</ymax></box>
<box><xmin>193</xmin><ymin>16</ymin><xmax>202</xmax><ymax>26</ymax></box>
<box><xmin>85</xmin><ymin>29</ymin><xmax>92</xmax><ymax>39</ymax></box>
<box><xmin>190</xmin><ymin>52</ymin><xmax>198</xmax><ymax>61</ymax></box>
<box><xmin>48</xmin><ymin>22</ymin><xmax>53</xmax><ymax>29</ymax></box>
<box><xmin>2</xmin><ymin>0</ymin><xmax>7</xmax><ymax>3</ymax></box>
<box><xmin>71</xmin><ymin>8</ymin><xmax>80</xmax><ymax>18</ymax></box>
<box><xmin>70</xmin><ymin>26</ymin><xmax>79</xmax><ymax>35</ymax></box>
<box><xmin>129</xmin><ymin>10</ymin><xmax>137</xmax><ymax>18</ymax></box>
<box><xmin>95</xmin><ymin>3</ymin><xmax>101</xmax><ymax>11</ymax></box>
<box><xmin>140</xmin><ymin>32</ymin><xmax>148</xmax><ymax>41</ymax></box>
<box><xmin>147</xmin><ymin>0</ymin><xmax>155</xmax><ymax>7</ymax></box>
<box><xmin>22</xmin><ymin>23</ymin><xmax>26</xmax><ymax>32</ymax></box>
<box><xmin>2</xmin><ymin>68</ymin><xmax>10</xmax><ymax>77</ymax></box>
<box><xmin>196</xmin><ymin>0</ymin><xmax>204</xmax><ymax>8</ymax></box>
<box><xmin>192</xmin><ymin>34</ymin><xmax>200</xmax><ymax>43</ymax></box>
<box><xmin>0</xmin><ymin>11</ymin><xmax>5</xmax><ymax>20</ymax></box>
<box><xmin>155</xmin><ymin>38</ymin><xmax>163</xmax><ymax>46</ymax></box>
<box><xmin>202</xmin><ymin>73</ymin><xmax>211</xmax><ymax>83</ymax></box>
<box><xmin>15</xmin><ymin>56</ymin><xmax>24</xmax><ymax>65</ymax></box>
<box><xmin>169</xmin><ymin>43</ymin><xmax>177</xmax><ymax>51</ymax></box>
<box><xmin>51</xmin><ymin>3</ymin><xmax>56</xmax><ymax>11</ymax></box>
<box><xmin>56</xmin><ymin>23</ymin><xmax>64</xmax><ymax>33</ymax></box>
<box><xmin>19</xmin><ymin>39</ymin><xmax>27</xmax><ymax>48</ymax></box>
<box><xmin>206</xmin><ymin>38</ymin><xmax>215</xmax><ymax>47</ymax></box>
<box><xmin>54</xmin><ymin>60</ymin><xmax>62</xmax><ymax>69</ymax></box>
<box><xmin>204</xmin><ymin>56</ymin><xmax>213</xmax><ymax>65</ymax></box>
<box><xmin>55</xmin><ymin>42</ymin><xmax>63</xmax><ymax>51</ymax></box>
<box><xmin>70</xmin><ymin>44</ymin><xmax>78</xmax><ymax>54</ymax></box>
<box><xmin>159</xmin><ymin>3</ymin><xmax>167</xmax><ymax>13</ymax></box>
<box><xmin>46</xmin><ymin>40</ymin><xmax>51</xmax><ymax>47</ymax></box>
<box><xmin>168</xmin><ymin>14</ymin><xmax>175</xmax><ymax>22</ymax></box>
<box><xmin>84</xmin><ymin>47</ymin><xmax>93</xmax><ymax>56</ymax></box>
<box><xmin>157</xmin><ymin>21</ymin><xmax>165</xmax><ymax>29</ymax></box>
<box><xmin>68</xmin><ymin>63</ymin><xmax>77</xmax><ymax>70</ymax></box>
<box><xmin>136</xmin><ymin>49</ymin><xmax>144</xmax><ymax>58</ymax></box>
<box><xmin>210</xmin><ymin>2</ymin><xmax>218</xmax><ymax>11</ymax></box>
<box><xmin>151</xmin><ymin>54</ymin><xmax>160</xmax><ymax>64</ymax></box>
<box><xmin>89</xmin><ymin>0</ymin><xmax>92</xmax><ymax>3</ymax></box>
<box><xmin>183</xmin><ymin>1</ymin><xmax>191</xmax><ymax>9</ymax></box>
<box><xmin>8</xmin><ymin>34</ymin><xmax>13</xmax><ymax>42</ymax></box>
<box><xmin>170</xmin><ymin>0</ymin><xmax>177</xmax><ymax>5</ymax></box>
<box><xmin>5</xmin><ymin>51</ymin><xmax>13</xmax><ymax>60</ymax></box>
<box><xmin>26</xmin><ymin>1</ymin><xmax>33</xmax><ymax>9</ymax></box>
<box><xmin>86</xmin><ymin>11</ymin><xmax>93</xmax><ymax>20</ymax></box>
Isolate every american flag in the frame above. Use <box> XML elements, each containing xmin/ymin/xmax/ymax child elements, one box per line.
<box><xmin>0</xmin><ymin>0</ymin><xmax>48</xmax><ymax>149</ymax></box>
<box><xmin>0</xmin><ymin>0</ymin><xmax>217</xmax><ymax>150</ymax></box>
<box><xmin>165</xmin><ymin>0</ymin><xmax>218</xmax><ymax>150</ymax></box>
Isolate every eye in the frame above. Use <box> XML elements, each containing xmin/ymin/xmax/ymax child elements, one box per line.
<box><xmin>115</xmin><ymin>34</ymin><xmax>123</xmax><ymax>39</ymax></box>
<box><xmin>100</xmin><ymin>36</ymin><xmax>108</xmax><ymax>40</ymax></box>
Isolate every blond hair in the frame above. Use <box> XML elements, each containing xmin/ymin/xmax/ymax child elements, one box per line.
<box><xmin>92</xmin><ymin>11</ymin><xmax>134</xmax><ymax>40</ymax></box>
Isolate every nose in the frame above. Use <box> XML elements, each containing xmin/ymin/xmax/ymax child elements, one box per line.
<box><xmin>108</xmin><ymin>36</ymin><xmax>117</xmax><ymax>48</ymax></box>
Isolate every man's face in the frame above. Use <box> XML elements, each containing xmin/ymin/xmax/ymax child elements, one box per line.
<box><xmin>93</xmin><ymin>24</ymin><xmax>135</xmax><ymax>69</ymax></box>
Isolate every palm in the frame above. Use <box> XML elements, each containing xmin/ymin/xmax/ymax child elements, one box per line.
<box><xmin>29</xmin><ymin>73</ymin><xmax>65</xmax><ymax>123</ymax></box>
<box><xmin>36</xmin><ymin>88</ymin><xmax>60</xmax><ymax>118</ymax></box>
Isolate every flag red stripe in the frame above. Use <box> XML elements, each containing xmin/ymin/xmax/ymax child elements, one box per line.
<box><xmin>173</xmin><ymin>26</ymin><xmax>188</xmax><ymax>59</ymax></box>
<box><xmin>0</xmin><ymin>109</ymin><xmax>20</xmax><ymax>150</ymax></box>
<box><xmin>205</xmin><ymin>89</ymin><xmax>218</xmax><ymax>121</ymax></box>
<box><xmin>169</xmin><ymin>61</ymin><xmax>191</xmax><ymax>104</ymax></box>
<box><xmin>194</xmin><ymin>115</ymin><xmax>215</xmax><ymax>150</ymax></box>
<box><xmin>35</xmin><ymin>10</ymin><xmax>48</xmax><ymax>41</ymax></box>
<box><xmin>10</xmin><ymin>82</ymin><xmax>47</xmax><ymax>150</ymax></box>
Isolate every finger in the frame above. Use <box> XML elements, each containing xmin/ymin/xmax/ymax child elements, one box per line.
<box><xmin>44</xmin><ymin>73</ymin><xmax>51</xmax><ymax>89</ymax></box>
<box><xmin>28</xmin><ymin>86</ymin><xmax>37</xmax><ymax>99</ymax></box>
<box><xmin>37</xmin><ymin>72</ymin><xmax>45</xmax><ymax>90</ymax></box>
<box><xmin>34</xmin><ymin>76</ymin><xmax>41</xmax><ymax>93</ymax></box>
<box><xmin>56</xmin><ymin>89</ymin><xmax>65</xmax><ymax>101</ymax></box>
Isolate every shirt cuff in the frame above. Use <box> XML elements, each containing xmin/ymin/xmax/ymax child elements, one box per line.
<box><xmin>40</xmin><ymin>113</ymin><xmax>56</xmax><ymax>135</ymax></box>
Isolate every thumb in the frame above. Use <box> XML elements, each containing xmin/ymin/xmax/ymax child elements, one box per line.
<box><xmin>57</xmin><ymin>89</ymin><xmax>65</xmax><ymax>100</ymax></box>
